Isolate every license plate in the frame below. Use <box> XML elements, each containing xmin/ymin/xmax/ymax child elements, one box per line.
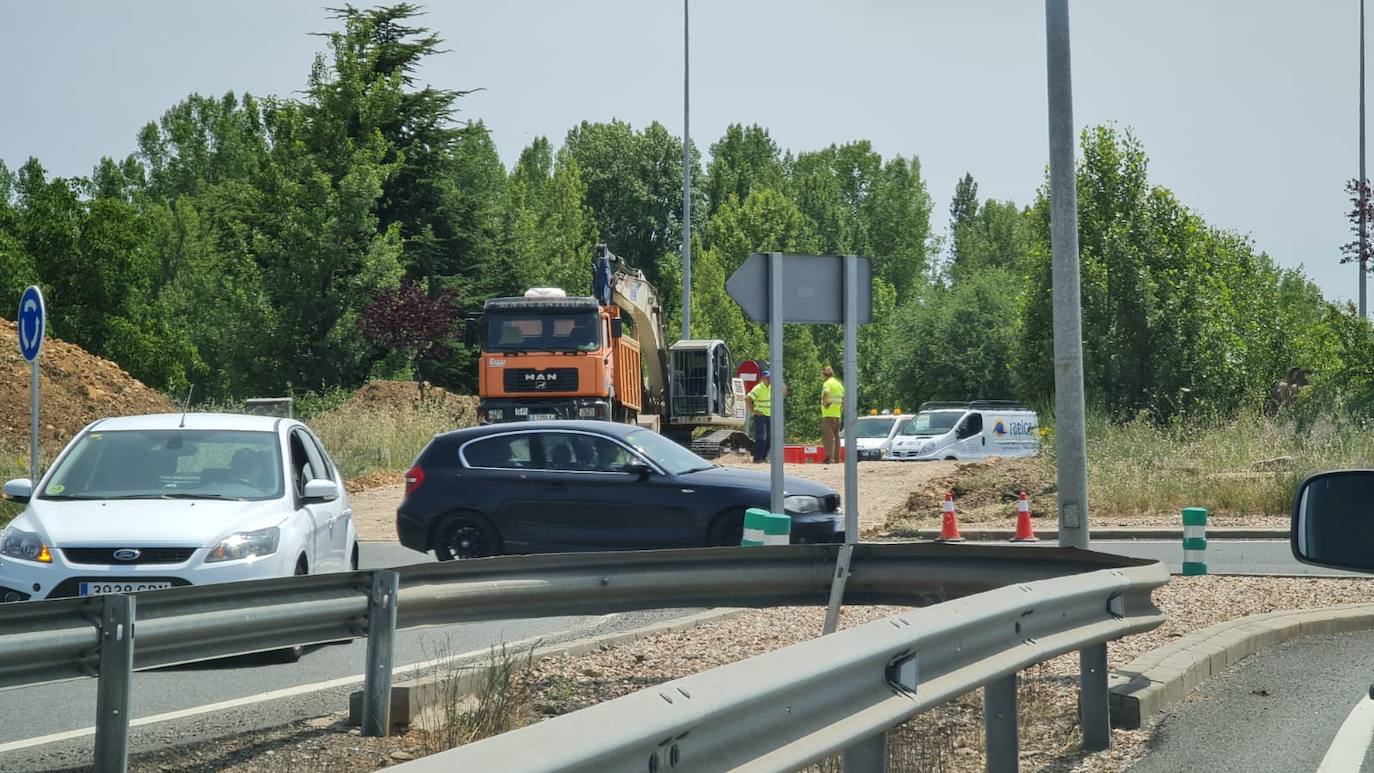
<box><xmin>79</xmin><ymin>581</ymin><xmax>173</xmax><ymax>596</ymax></box>
<box><xmin>529</xmin><ymin>414</ymin><xmax>556</xmax><ymax>421</ymax></box>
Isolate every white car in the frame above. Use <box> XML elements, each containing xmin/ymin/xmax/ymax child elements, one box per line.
<box><xmin>840</xmin><ymin>413</ymin><xmax>913</xmax><ymax>461</ymax></box>
<box><xmin>888</xmin><ymin>401</ymin><xmax>1041</xmax><ymax>461</ymax></box>
<box><xmin>0</xmin><ymin>413</ymin><xmax>357</xmax><ymax>606</ymax></box>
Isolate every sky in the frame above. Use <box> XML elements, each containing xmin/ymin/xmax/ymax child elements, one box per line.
<box><xmin>0</xmin><ymin>0</ymin><xmax>1365</xmax><ymax>301</ymax></box>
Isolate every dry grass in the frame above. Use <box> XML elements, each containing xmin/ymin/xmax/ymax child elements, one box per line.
<box><xmin>418</xmin><ymin>642</ymin><xmax>540</xmax><ymax>755</ymax></box>
<box><xmin>1045</xmin><ymin>410</ymin><xmax>1374</xmax><ymax>518</ymax></box>
<box><xmin>311</xmin><ymin>399</ymin><xmax>474</xmax><ymax>480</ymax></box>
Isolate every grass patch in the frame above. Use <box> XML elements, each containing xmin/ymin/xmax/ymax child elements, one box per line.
<box><xmin>311</xmin><ymin>398</ymin><xmax>472</xmax><ymax>480</ymax></box>
<box><xmin>1049</xmin><ymin>410</ymin><xmax>1374</xmax><ymax>517</ymax></box>
<box><xmin>421</xmin><ymin>643</ymin><xmax>539</xmax><ymax>754</ymax></box>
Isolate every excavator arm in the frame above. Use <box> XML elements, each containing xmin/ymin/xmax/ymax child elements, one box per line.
<box><xmin>594</xmin><ymin>245</ymin><xmax>669</xmax><ymax>404</ymax></box>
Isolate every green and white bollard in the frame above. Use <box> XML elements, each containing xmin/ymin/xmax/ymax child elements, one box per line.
<box><xmin>1182</xmin><ymin>506</ymin><xmax>1207</xmax><ymax>576</ymax></box>
<box><xmin>742</xmin><ymin>507</ymin><xmax>791</xmax><ymax>546</ymax></box>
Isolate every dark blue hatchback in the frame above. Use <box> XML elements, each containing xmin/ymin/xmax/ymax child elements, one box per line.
<box><xmin>397</xmin><ymin>421</ymin><xmax>843</xmax><ymax>559</ymax></box>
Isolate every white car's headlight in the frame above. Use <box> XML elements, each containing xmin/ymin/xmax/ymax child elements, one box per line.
<box><xmin>0</xmin><ymin>527</ymin><xmax>52</xmax><ymax>563</ymax></box>
<box><xmin>784</xmin><ymin>495</ymin><xmax>823</xmax><ymax>514</ymax></box>
<box><xmin>207</xmin><ymin>527</ymin><xmax>280</xmax><ymax>563</ymax></box>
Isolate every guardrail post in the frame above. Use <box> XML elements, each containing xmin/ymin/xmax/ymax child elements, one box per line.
<box><xmin>93</xmin><ymin>593</ymin><xmax>135</xmax><ymax>773</ymax></box>
<box><xmin>1079</xmin><ymin>643</ymin><xmax>1109</xmax><ymax>751</ymax></box>
<box><xmin>984</xmin><ymin>673</ymin><xmax>1018</xmax><ymax>772</ymax></box>
<box><xmin>842</xmin><ymin>731</ymin><xmax>887</xmax><ymax>771</ymax></box>
<box><xmin>362</xmin><ymin>569</ymin><xmax>400</xmax><ymax>737</ymax></box>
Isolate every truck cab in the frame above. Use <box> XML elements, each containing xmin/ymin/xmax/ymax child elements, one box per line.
<box><xmin>475</xmin><ymin>290</ymin><xmax>642</xmax><ymax>424</ymax></box>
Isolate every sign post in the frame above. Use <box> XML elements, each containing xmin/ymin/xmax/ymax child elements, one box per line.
<box><xmin>726</xmin><ymin>253</ymin><xmax>872</xmax><ymax>635</ymax></box>
<box><xmin>18</xmin><ymin>286</ymin><xmax>46</xmax><ymax>483</ymax></box>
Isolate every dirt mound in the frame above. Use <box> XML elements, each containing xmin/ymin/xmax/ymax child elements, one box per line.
<box><xmin>341</xmin><ymin>380</ymin><xmax>477</xmax><ymax>422</ymax></box>
<box><xmin>904</xmin><ymin>457</ymin><xmax>1055</xmax><ymax>522</ymax></box>
<box><xmin>0</xmin><ymin>319</ymin><xmax>175</xmax><ymax>452</ymax></box>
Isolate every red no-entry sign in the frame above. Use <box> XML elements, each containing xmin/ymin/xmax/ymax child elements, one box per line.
<box><xmin>736</xmin><ymin>359</ymin><xmax>762</xmax><ymax>388</ymax></box>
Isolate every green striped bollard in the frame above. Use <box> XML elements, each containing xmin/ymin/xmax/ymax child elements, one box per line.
<box><xmin>1182</xmin><ymin>506</ymin><xmax>1207</xmax><ymax>576</ymax></box>
<box><xmin>742</xmin><ymin>507</ymin><xmax>791</xmax><ymax>546</ymax></box>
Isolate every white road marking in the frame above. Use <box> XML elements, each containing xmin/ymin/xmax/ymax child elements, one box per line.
<box><xmin>1317</xmin><ymin>694</ymin><xmax>1374</xmax><ymax>773</ymax></box>
<box><xmin>0</xmin><ymin>614</ymin><xmax>617</xmax><ymax>755</ymax></box>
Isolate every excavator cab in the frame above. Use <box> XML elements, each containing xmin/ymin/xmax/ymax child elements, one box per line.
<box><xmin>669</xmin><ymin>341</ymin><xmax>736</xmax><ymax>419</ymax></box>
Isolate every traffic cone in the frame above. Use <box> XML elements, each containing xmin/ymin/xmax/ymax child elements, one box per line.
<box><xmin>1011</xmin><ymin>490</ymin><xmax>1039</xmax><ymax>542</ymax></box>
<box><xmin>935</xmin><ymin>492</ymin><xmax>965</xmax><ymax>542</ymax></box>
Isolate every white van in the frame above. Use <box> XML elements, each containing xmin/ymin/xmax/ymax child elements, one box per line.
<box><xmin>840</xmin><ymin>412</ymin><xmax>913</xmax><ymax>461</ymax></box>
<box><xmin>887</xmin><ymin>401</ymin><xmax>1040</xmax><ymax>461</ymax></box>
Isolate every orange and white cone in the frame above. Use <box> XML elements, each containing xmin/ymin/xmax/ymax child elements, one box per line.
<box><xmin>935</xmin><ymin>491</ymin><xmax>965</xmax><ymax>542</ymax></box>
<box><xmin>1011</xmin><ymin>490</ymin><xmax>1039</xmax><ymax>542</ymax></box>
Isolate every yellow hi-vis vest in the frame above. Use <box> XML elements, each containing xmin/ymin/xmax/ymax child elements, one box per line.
<box><xmin>748</xmin><ymin>382</ymin><xmax>771</xmax><ymax>417</ymax></box>
<box><xmin>822</xmin><ymin>377</ymin><xmax>844</xmax><ymax>418</ymax></box>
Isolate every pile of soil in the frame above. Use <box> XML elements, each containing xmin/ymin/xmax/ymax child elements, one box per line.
<box><xmin>902</xmin><ymin>457</ymin><xmax>1056</xmax><ymax>524</ymax></box>
<box><xmin>0</xmin><ymin>319</ymin><xmax>175</xmax><ymax>451</ymax></box>
<box><xmin>341</xmin><ymin>379</ymin><xmax>477</xmax><ymax>422</ymax></box>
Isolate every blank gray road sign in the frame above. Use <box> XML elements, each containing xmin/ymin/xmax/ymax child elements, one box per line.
<box><xmin>726</xmin><ymin>253</ymin><xmax>873</xmax><ymax>323</ymax></box>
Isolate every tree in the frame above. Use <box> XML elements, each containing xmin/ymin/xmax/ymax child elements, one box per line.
<box><xmin>1341</xmin><ymin>178</ymin><xmax>1374</xmax><ymax>273</ymax></box>
<box><xmin>948</xmin><ymin>173</ymin><xmax>978</xmax><ymax>259</ymax></box>
<box><xmin>358</xmin><ymin>280</ymin><xmax>458</xmax><ymax>397</ymax></box>
<box><xmin>704</xmin><ymin>124</ymin><xmax>785</xmax><ymax>218</ymax></box>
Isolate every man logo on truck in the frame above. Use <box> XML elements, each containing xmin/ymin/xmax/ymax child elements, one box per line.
<box><xmin>524</xmin><ymin>373</ymin><xmax>558</xmax><ymax>382</ymax></box>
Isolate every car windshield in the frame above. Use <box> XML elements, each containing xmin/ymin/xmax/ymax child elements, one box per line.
<box><xmin>39</xmin><ymin>429</ymin><xmax>284</xmax><ymax>501</ymax></box>
<box><xmin>622</xmin><ymin>429</ymin><xmax>713</xmax><ymax>475</ymax></box>
<box><xmin>901</xmin><ymin>411</ymin><xmax>964</xmax><ymax>436</ymax></box>
<box><xmin>850</xmin><ymin>417</ymin><xmax>897</xmax><ymax>439</ymax></box>
<box><xmin>486</xmin><ymin>311</ymin><xmax>600</xmax><ymax>353</ymax></box>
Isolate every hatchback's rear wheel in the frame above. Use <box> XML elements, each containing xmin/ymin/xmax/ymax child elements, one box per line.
<box><xmin>434</xmin><ymin>513</ymin><xmax>501</xmax><ymax>561</ymax></box>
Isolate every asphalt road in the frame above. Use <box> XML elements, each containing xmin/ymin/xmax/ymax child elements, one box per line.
<box><xmin>0</xmin><ymin>543</ymin><xmax>702</xmax><ymax>772</ymax></box>
<box><xmin>1085</xmin><ymin>538</ymin><xmax>1359</xmax><ymax>576</ymax></box>
<box><xmin>1129</xmin><ymin>629</ymin><xmax>1374</xmax><ymax>773</ymax></box>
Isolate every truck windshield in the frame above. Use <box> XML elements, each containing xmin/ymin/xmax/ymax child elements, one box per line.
<box><xmin>486</xmin><ymin>312</ymin><xmax>600</xmax><ymax>353</ymax></box>
<box><xmin>901</xmin><ymin>411</ymin><xmax>963</xmax><ymax>436</ymax></box>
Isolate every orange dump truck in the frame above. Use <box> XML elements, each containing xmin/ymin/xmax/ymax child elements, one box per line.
<box><xmin>474</xmin><ymin>245</ymin><xmax>747</xmax><ymax>450</ymax></box>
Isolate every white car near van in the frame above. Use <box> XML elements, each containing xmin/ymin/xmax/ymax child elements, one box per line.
<box><xmin>840</xmin><ymin>412</ymin><xmax>913</xmax><ymax>461</ymax></box>
<box><xmin>0</xmin><ymin>413</ymin><xmax>357</xmax><ymax>608</ymax></box>
<box><xmin>887</xmin><ymin>401</ymin><xmax>1040</xmax><ymax>461</ymax></box>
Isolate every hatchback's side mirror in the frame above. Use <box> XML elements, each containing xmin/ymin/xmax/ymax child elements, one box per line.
<box><xmin>622</xmin><ymin>462</ymin><xmax>651</xmax><ymax>479</ymax></box>
<box><xmin>302</xmin><ymin>478</ymin><xmax>340</xmax><ymax>503</ymax></box>
<box><xmin>2</xmin><ymin>479</ymin><xmax>33</xmax><ymax>504</ymax></box>
<box><xmin>1292</xmin><ymin>470</ymin><xmax>1374</xmax><ymax>572</ymax></box>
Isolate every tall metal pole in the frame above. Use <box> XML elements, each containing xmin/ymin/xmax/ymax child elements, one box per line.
<box><xmin>822</xmin><ymin>255</ymin><xmax>860</xmax><ymax>636</ymax></box>
<box><xmin>680</xmin><ymin>0</ymin><xmax>693</xmax><ymax>338</ymax></box>
<box><xmin>1362</xmin><ymin>0</ymin><xmax>1367</xmax><ymax>318</ymax></box>
<box><xmin>1045</xmin><ymin>0</ymin><xmax>1090</xmax><ymax>550</ymax></box>
<box><xmin>30</xmin><ymin>362</ymin><xmax>38</xmax><ymax>483</ymax></box>
<box><xmin>769</xmin><ymin>252</ymin><xmax>784</xmax><ymax>515</ymax></box>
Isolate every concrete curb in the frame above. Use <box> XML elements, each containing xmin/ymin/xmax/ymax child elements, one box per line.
<box><xmin>1108</xmin><ymin>602</ymin><xmax>1374</xmax><ymax>729</ymax></box>
<box><xmin>347</xmin><ymin>608</ymin><xmax>748</xmax><ymax>726</ymax></box>
<box><xmin>903</xmin><ymin>527</ymin><xmax>1289</xmax><ymax>541</ymax></box>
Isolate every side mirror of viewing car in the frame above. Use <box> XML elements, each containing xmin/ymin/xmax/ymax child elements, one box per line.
<box><xmin>302</xmin><ymin>479</ymin><xmax>340</xmax><ymax>503</ymax></box>
<box><xmin>1292</xmin><ymin>470</ymin><xmax>1374</xmax><ymax>572</ymax></box>
<box><xmin>622</xmin><ymin>462</ymin><xmax>651</xmax><ymax>479</ymax></box>
<box><xmin>611</xmin><ymin>318</ymin><xmax>623</xmax><ymax>339</ymax></box>
<box><xmin>2</xmin><ymin>479</ymin><xmax>33</xmax><ymax>504</ymax></box>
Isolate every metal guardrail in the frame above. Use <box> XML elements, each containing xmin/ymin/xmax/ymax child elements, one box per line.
<box><xmin>393</xmin><ymin>560</ymin><xmax>1167</xmax><ymax>772</ymax></box>
<box><xmin>0</xmin><ymin>544</ymin><xmax>1166</xmax><ymax>772</ymax></box>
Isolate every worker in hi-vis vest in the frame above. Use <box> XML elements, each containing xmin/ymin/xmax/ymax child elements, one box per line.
<box><xmin>821</xmin><ymin>365</ymin><xmax>844</xmax><ymax>463</ymax></box>
<box><xmin>745</xmin><ymin>371</ymin><xmax>772</xmax><ymax>463</ymax></box>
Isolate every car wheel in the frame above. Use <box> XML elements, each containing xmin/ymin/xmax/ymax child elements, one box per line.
<box><xmin>706</xmin><ymin>509</ymin><xmax>746</xmax><ymax>547</ymax></box>
<box><xmin>434</xmin><ymin>513</ymin><xmax>501</xmax><ymax>561</ymax></box>
<box><xmin>264</xmin><ymin>558</ymin><xmax>310</xmax><ymax>663</ymax></box>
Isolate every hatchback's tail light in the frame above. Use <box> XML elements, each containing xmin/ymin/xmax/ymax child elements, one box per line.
<box><xmin>404</xmin><ymin>465</ymin><xmax>426</xmax><ymax>496</ymax></box>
